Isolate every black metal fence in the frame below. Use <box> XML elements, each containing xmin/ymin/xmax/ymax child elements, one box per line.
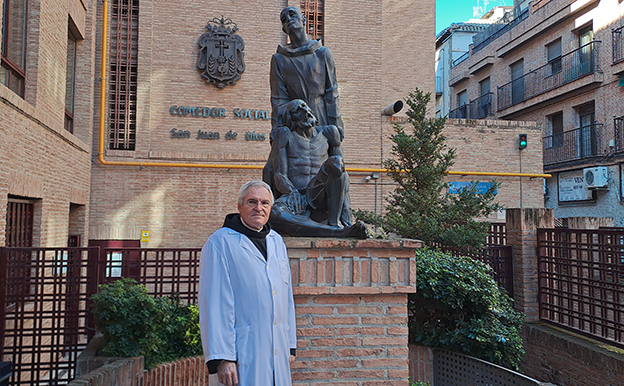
<box><xmin>0</xmin><ymin>247</ymin><xmax>99</xmax><ymax>386</ymax></box>
<box><xmin>542</xmin><ymin>123</ymin><xmax>604</xmax><ymax>166</ymax></box>
<box><xmin>613</xmin><ymin>26</ymin><xmax>624</xmax><ymax>64</ymax></box>
<box><xmin>449</xmin><ymin>94</ymin><xmax>494</xmax><ymax>120</ymax></box>
<box><xmin>469</xmin><ymin>92</ymin><xmax>493</xmax><ymax>119</ymax></box>
<box><xmin>537</xmin><ymin>228</ymin><xmax>624</xmax><ymax>348</ymax></box>
<box><xmin>498</xmin><ymin>41</ymin><xmax>601</xmax><ymax>111</ymax></box>
<box><xmin>448</xmin><ymin>104</ymin><xmax>468</xmax><ymax>119</ymax></box>
<box><xmin>432</xmin><ymin>223</ymin><xmax>514</xmax><ymax>297</ymax></box>
<box><xmin>98</xmin><ymin>248</ymin><xmax>201</xmax><ymax>304</ymax></box>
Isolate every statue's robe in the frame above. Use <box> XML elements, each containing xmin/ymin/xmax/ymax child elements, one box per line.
<box><xmin>270</xmin><ymin>40</ymin><xmax>344</xmax><ymax>139</ymax></box>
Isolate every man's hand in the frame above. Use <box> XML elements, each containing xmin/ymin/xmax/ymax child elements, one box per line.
<box><xmin>217</xmin><ymin>360</ymin><xmax>238</xmax><ymax>386</ymax></box>
<box><xmin>287</xmin><ymin>191</ymin><xmax>307</xmax><ymax>215</ymax></box>
<box><xmin>289</xmin><ymin>355</ymin><xmax>296</xmax><ymax>366</ymax></box>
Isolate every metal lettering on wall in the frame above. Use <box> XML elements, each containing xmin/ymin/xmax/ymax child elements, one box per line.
<box><xmin>170</xmin><ymin>129</ymin><xmax>265</xmax><ymax>142</ymax></box>
<box><xmin>168</xmin><ymin>105</ymin><xmax>269</xmax><ymax>142</ymax></box>
<box><xmin>197</xmin><ymin>17</ymin><xmax>245</xmax><ymax>88</ymax></box>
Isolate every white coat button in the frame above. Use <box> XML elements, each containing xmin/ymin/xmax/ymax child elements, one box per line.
<box><xmin>272</xmin><ymin>291</ymin><xmax>276</xmax><ymax>295</ymax></box>
<box><xmin>274</xmin><ymin>350</ymin><xmax>277</xmax><ymax>355</ymax></box>
<box><xmin>274</xmin><ymin>320</ymin><xmax>277</xmax><ymax>325</ymax></box>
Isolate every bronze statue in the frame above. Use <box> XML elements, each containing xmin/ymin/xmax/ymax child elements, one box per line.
<box><xmin>270</xmin><ymin>6</ymin><xmax>344</xmax><ymax>140</ymax></box>
<box><xmin>264</xmin><ymin>100</ymin><xmax>366</xmax><ymax>238</ymax></box>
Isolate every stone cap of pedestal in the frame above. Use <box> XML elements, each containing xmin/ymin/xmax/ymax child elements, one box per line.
<box><xmin>283</xmin><ymin>238</ymin><xmax>421</xmax><ymax>295</ymax></box>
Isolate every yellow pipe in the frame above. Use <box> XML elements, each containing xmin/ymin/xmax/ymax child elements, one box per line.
<box><xmin>96</xmin><ymin>2</ymin><xmax>550</xmax><ymax>179</ymax></box>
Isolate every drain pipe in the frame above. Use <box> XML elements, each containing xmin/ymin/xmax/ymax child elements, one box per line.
<box><xmin>95</xmin><ymin>2</ymin><xmax>549</xmax><ymax>178</ymax></box>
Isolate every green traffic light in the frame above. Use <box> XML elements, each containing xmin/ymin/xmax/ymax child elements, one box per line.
<box><xmin>519</xmin><ymin>134</ymin><xmax>527</xmax><ymax>150</ymax></box>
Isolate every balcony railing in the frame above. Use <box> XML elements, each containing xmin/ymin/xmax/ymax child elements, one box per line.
<box><xmin>615</xmin><ymin>116</ymin><xmax>624</xmax><ymax>152</ymax></box>
<box><xmin>469</xmin><ymin>92</ymin><xmax>493</xmax><ymax>119</ymax></box>
<box><xmin>542</xmin><ymin>123</ymin><xmax>603</xmax><ymax>165</ymax></box>
<box><xmin>472</xmin><ymin>7</ymin><xmax>529</xmax><ymax>54</ymax></box>
<box><xmin>613</xmin><ymin>26</ymin><xmax>624</xmax><ymax>64</ymax></box>
<box><xmin>451</xmin><ymin>51</ymin><xmax>469</xmax><ymax>68</ymax></box>
<box><xmin>449</xmin><ymin>93</ymin><xmax>494</xmax><ymax>120</ymax></box>
<box><xmin>449</xmin><ymin>104</ymin><xmax>468</xmax><ymax>119</ymax></box>
<box><xmin>498</xmin><ymin>41</ymin><xmax>601</xmax><ymax>111</ymax></box>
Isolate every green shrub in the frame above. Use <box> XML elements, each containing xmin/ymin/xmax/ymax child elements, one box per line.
<box><xmin>90</xmin><ymin>278</ymin><xmax>202</xmax><ymax>369</ymax></box>
<box><xmin>409</xmin><ymin>249</ymin><xmax>525</xmax><ymax>370</ymax></box>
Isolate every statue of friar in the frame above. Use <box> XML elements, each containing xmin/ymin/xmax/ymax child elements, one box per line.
<box><xmin>264</xmin><ymin>99</ymin><xmax>366</xmax><ymax>238</ymax></box>
<box><xmin>270</xmin><ymin>6</ymin><xmax>344</xmax><ymax>140</ymax></box>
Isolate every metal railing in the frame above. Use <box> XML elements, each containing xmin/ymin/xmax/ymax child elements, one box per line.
<box><xmin>431</xmin><ymin>223</ymin><xmax>513</xmax><ymax>297</ymax></box>
<box><xmin>615</xmin><ymin>115</ymin><xmax>624</xmax><ymax>153</ymax></box>
<box><xmin>542</xmin><ymin>123</ymin><xmax>603</xmax><ymax>166</ymax></box>
<box><xmin>498</xmin><ymin>41</ymin><xmax>601</xmax><ymax>111</ymax></box>
<box><xmin>449</xmin><ymin>104</ymin><xmax>469</xmax><ymax>119</ymax></box>
<box><xmin>613</xmin><ymin>26</ymin><xmax>624</xmax><ymax>64</ymax></box>
<box><xmin>472</xmin><ymin>8</ymin><xmax>529</xmax><ymax>54</ymax></box>
<box><xmin>538</xmin><ymin>228</ymin><xmax>624</xmax><ymax>348</ymax></box>
<box><xmin>452</xmin><ymin>51</ymin><xmax>469</xmax><ymax>68</ymax></box>
<box><xmin>0</xmin><ymin>247</ymin><xmax>100</xmax><ymax>386</ymax></box>
<box><xmin>469</xmin><ymin>92</ymin><xmax>493</xmax><ymax>119</ymax></box>
<box><xmin>449</xmin><ymin>94</ymin><xmax>494</xmax><ymax>120</ymax></box>
<box><xmin>434</xmin><ymin>350</ymin><xmax>544</xmax><ymax>385</ymax></box>
<box><xmin>98</xmin><ymin>248</ymin><xmax>202</xmax><ymax>304</ymax></box>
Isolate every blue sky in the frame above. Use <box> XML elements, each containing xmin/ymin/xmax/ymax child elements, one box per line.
<box><xmin>436</xmin><ymin>0</ymin><xmax>500</xmax><ymax>35</ymax></box>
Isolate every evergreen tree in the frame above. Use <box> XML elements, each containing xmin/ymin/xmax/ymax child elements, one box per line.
<box><xmin>359</xmin><ymin>88</ymin><xmax>502</xmax><ymax>251</ymax></box>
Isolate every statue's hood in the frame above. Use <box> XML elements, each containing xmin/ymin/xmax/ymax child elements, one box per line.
<box><xmin>276</xmin><ymin>39</ymin><xmax>322</xmax><ymax>57</ymax></box>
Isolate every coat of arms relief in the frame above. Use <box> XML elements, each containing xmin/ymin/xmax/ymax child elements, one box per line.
<box><xmin>197</xmin><ymin>17</ymin><xmax>245</xmax><ymax>88</ymax></box>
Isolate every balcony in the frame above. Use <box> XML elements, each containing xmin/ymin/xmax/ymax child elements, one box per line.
<box><xmin>613</xmin><ymin>26</ymin><xmax>624</xmax><ymax>64</ymax></box>
<box><xmin>472</xmin><ymin>7</ymin><xmax>529</xmax><ymax>55</ymax></box>
<box><xmin>451</xmin><ymin>52</ymin><xmax>469</xmax><ymax>68</ymax></box>
<box><xmin>469</xmin><ymin>92</ymin><xmax>493</xmax><ymax>119</ymax></box>
<box><xmin>543</xmin><ymin>123</ymin><xmax>604</xmax><ymax>166</ymax></box>
<box><xmin>449</xmin><ymin>104</ymin><xmax>468</xmax><ymax>119</ymax></box>
<box><xmin>497</xmin><ymin>41</ymin><xmax>601</xmax><ymax>112</ymax></box>
<box><xmin>448</xmin><ymin>93</ymin><xmax>494</xmax><ymax>120</ymax></box>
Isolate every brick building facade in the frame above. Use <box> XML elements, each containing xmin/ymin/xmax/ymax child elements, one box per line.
<box><xmin>0</xmin><ymin>0</ymin><xmax>97</xmax><ymax>248</ymax></box>
<box><xmin>89</xmin><ymin>0</ymin><xmax>439</xmax><ymax>247</ymax></box>
<box><xmin>448</xmin><ymin>0</ymin><xmax>624</xmax><ymax>225</ymax></box>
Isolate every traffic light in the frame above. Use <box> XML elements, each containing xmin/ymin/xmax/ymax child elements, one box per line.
<box><xmin>519</xmin><ymin>134</ymin><xmax>527</xmax><ymax>150</ymax></box>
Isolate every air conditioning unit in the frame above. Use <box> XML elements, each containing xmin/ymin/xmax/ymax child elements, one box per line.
<box><xmin>583</xmin><ymin>167</ymin><xmax>609</xmax><ymax>189</ymax></box>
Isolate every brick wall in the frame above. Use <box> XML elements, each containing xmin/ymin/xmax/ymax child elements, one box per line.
<box><xmin>408</xmin><ymin>345</ymin><xmax>434</xmax><ymax>384</ymax></box>
<box><xmin>521</xmin><ymin>324</ymin><xmax>624</xmax><ymax>386</ymax></box>
<box><xmin>285</xmin><ymin>238</ymin><xmax>418</xmax><ymax>386</ymax></box>
<box><xmin>382</xmin><ymin>117</ymin><xmax>546</xmax><ymax>222</ymax></box>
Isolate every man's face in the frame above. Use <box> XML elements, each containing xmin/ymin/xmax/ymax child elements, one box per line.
<box><xmin>281</xmin><ymin>7</ymin><xmax>305</xmax><ymax>35</ymax></box>
<box><xmin>291</xmin><ymin>101</ymin><xmax>316</xmax><ymax>129</ymax></box>
<box><xmin>238</xmin><ymin>186</ymin><xmax>272</xmax><ymax>230</ymax></box>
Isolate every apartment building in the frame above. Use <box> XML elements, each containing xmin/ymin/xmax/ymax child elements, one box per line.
<box><xmin>449</xmin><ymin>0</ymin><xmax>624</xmax><ymax>225</ymax></box>
<box><xmin>436</xmin><ymin>6</ymin><xmax>512</xmax><ymax>117</ymax></box>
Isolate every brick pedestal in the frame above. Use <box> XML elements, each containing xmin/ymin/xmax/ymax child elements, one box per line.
<box><xmin>284</xmin><ymin>238</ymin><xmax>420</xmax><ymax>386</ymax></box>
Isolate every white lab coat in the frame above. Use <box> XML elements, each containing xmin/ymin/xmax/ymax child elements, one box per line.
<box><xmin>199</xmin><ymin>227</ymin><xmax>297</xmax><ymax>386</ymax></box>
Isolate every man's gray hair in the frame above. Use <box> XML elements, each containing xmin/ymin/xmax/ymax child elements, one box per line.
<box><xmin>238</xmin><ymin>180</ymin><xmax>274</xmax><ymax>206</ymax></box>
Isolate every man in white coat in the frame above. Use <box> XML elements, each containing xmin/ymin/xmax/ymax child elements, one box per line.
<box><xmin>199</xmin><ymin>180</ymin><xmax>297</xmax><ymax>386</ymax></box>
